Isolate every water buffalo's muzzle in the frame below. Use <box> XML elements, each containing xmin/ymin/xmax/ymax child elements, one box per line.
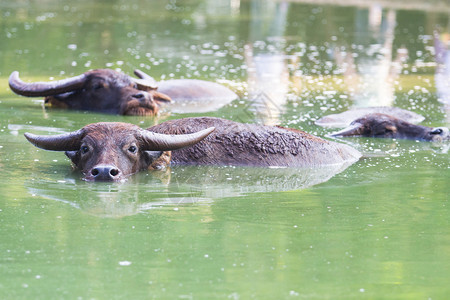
<box><xmin>87</xmin><ymin>165</ymin><xmax>121</xmax><ymax>182</ymax></box>
<box><xmin>429</xmin><ymin>127</ymin><xmax>450</xmax><ymax>142</ymax></box>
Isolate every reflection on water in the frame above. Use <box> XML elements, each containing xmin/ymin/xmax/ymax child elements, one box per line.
<box><xmin>434</xmin><ymin>30</ymin><xmax>450</xmax><ymax>124</ymax></box>
<box><xmin>1</xmin><ymin>0</ymin><xmax>450</xmax><ymax>299</ymax></box>
<box><xmin>243</xmin><ymin>1</ymin><xmax>290</xmax><ymax>125</ymax></box>
<box><xmin>288</xmin><ymin>0</ymin><xmax>450</xmax><ymax>13</ymax></box>
<box><xmin>26</xmin><ymin>174</ymin><xmax>173</xmax><ymax>218</ymax></box>
<box><xmin>334</xmin><ymin>7</ymin><xmax>406</xmax><ymax>108</ymax></box>
<box><xmin>239</xmin><ymin>1</ymin><xmax>447</xmax><ymax>127</ymax></box>
<box><xmin>26</xmin><ymin>162</ymin><xmax>356</xmax><ymax>217</ymax></box>
<box><xmin>8</xmin><ymin>123</ymin><xmax>69</xmax><ymax>136</ymax></box>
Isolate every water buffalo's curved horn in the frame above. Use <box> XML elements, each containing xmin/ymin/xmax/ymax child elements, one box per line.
<box><xmin>141</xmin><ymin>127</ymin><xmax>215</xmax><ymax>151</ymax></box>
<box><xmin>9</xmin><ymin>71</ymin><xmax>87</xmax><ymax>97</ymax></box>
<box><xmin>24</xmin><ymin>130</ymin><xmax>84</xmax><ymax>151</ymax></box>
<box><xmin>133</xmin><ymin>69</ymin><xmax>158</xmax><ymax>89</ymax></box>
<box><xmin>330</xmin><ymin>123</ymin><xmax>365</xmax><ymax>137</ymax></box>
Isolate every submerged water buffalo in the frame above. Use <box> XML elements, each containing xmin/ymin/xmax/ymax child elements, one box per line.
<box><xmin>315</xmin><ymin>106</ymin><xmax>425</xmax><ymax>128</ymax></box>
<box><xmin>24</xmin><ymin>117</ymin><xmax>361</xmax><ymax>181</ymax></box>
<box><xmin>9</xmin><ymin>69</ymin><xmax>237</xmax><ymax>115</ymax></box>
<box><xmin>330</xmin><ymin>113</ymin><xmax>449</xmax><ymax>142</ymax></box>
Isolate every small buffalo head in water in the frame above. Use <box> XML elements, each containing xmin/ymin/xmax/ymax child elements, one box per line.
<box><xmin>9</xmin><ymin>69</ymin><xmax>172</xmax><ymax>116</ymax></box>
<box><xmin>24</xmin><ymin>122</ymin><xmax>214</xmax><ymax>181</ymax></box>
<box><xmin>331</xmin><ymin>113</ymin><xmax>449</xmax><ymax>142</ymax></box>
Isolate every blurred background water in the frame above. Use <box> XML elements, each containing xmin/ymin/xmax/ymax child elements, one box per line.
<box><xmin>0</xmin><ymin>0</ymin><xmax>449</xmax><ymax>298</ymax></box>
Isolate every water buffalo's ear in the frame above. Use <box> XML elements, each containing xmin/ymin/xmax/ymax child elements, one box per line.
<box><xmin>152</xmin><ymin>91</ymin><xmax>172</xmax><ymax>104</ymax></box>
<box><xmin>385</xmin><ymin>125</ymin><xmax>397</xmax><ymax>133</ymax></box>
<box><xmin>65</xmin><ymin>151</ymin><xmax>80</xmax><ymax>166</ymax></box>
<box><xmin>47</xmin><ymin>91</ymin><xmax>76</xmax><ymax>101</ymax></box>
<box><xmin>144</xmin><ymin>151</ymin><xmax>163</xmax><ymax>165</ymax></box>
<box><xmin>145</xmin><ymin>151</ymin><xmax>171</xmax><ymax>170</ymax></box>
<box><xmin>329</xmin><ymin>123</ymin><xmax>365</xmax><ymax>137</ymax></box>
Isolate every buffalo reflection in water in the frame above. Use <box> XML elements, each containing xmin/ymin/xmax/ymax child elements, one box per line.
<box><xmin>26</xmin><ymin>163</ymin><xmax>355</xmax><ymax>218</ymax></box>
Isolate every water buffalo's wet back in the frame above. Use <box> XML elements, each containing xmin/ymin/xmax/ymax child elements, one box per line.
<box><xmin>148</xmin><ymin>117</ymin><xmax>361</xmax><ymax>167</ymax></box>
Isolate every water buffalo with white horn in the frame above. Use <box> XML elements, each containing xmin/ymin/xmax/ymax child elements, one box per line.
<box><xmin>24</xmin><ymin>117</ymin><xmax>361</xmax><ymax>182</ymax></box>
<box><xmin>9</xmin><ymin>69</ymin><xmax>238</xmax><ymax>115</ymax></box>
<box><xmin>330</xmin><ymin>113</ymin><xmax>449</xmax><ymax>142</ymax></box>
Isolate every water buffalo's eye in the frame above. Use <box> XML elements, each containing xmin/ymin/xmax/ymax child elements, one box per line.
<box><xmin>81</xmin><ymin>146</ymin><xmax>89</xmax><ymax>154</ymax></box>
<box><xmin>93</xmin><ymin>83</ymin><xmax>104</xmax><ymax>90</ymax></box>
<box><xmin>128</xmin><ymin>146</ymin><xmax>137</xmax><ymax>153</ymax></box>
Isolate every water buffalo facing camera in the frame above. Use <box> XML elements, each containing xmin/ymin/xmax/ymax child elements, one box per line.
<box><xmin>330</xmin><ymin>113</ymin><xmax>449</xmax><ymax>142</ymax></box>
<box><xmin>9</xmin><ymin>69</ymin><xmax>238</xmax><ymax>115</ymax></box>
<box><xmin>24</xmin><ymin>117</ymin><xmax>361</xmax><ymax>182</ymax></box>
<box><xmin>25</xmin><ymin>122</ymin><xmax>215</xmax><ymax>181</ymax></box>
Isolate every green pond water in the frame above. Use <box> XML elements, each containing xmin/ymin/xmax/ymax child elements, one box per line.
<box><xmin>0</xmin><ymin>0</ymin><xmax>449</xmax><ymax>299</ymax></box>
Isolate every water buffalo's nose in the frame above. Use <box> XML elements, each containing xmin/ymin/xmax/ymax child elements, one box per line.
<box><xmin>91</xmin><ymin>165</ymin><xmax>120</xmax><ymax>181</ymax></box>
<box><xmin>429</xmin><ymin>127</ymin><xmax>450</xmax><ymax>141</ymax></box>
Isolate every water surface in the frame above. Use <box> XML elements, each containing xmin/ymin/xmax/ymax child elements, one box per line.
<box><xmin>0</xmin><ymin>0</ymin><xmax>449</xmax><ymax>299</ymax></box>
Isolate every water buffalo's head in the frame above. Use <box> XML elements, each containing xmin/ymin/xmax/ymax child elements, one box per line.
<box><xmin>25</xmin><ymin>122</ymin><xmax>214</xmax><ymax>182</ymax></box>
<box><xmin>9</xmin><ymin>69</ymin><xmax>171</xmax><ymax>116</ymax></box>
<box><xmin>331</xmin><ymin>113</ymin><xmax>449</xmax><ymax>142</ymax></box>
